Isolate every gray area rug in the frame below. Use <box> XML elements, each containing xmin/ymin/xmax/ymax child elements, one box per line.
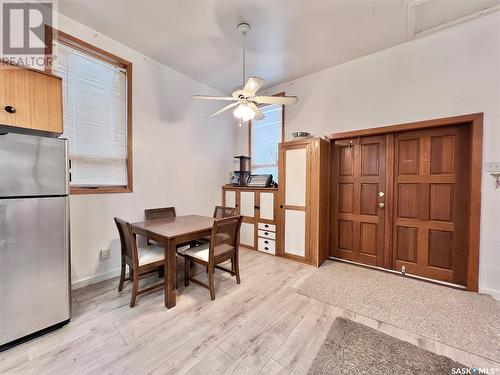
<box><xmin>308</xmin><ymin>317</ymin><xmax>464</xmax><ymax>375</ymax></box>
<box><xmin>298</xmin><ymin>262</ymin><xmax>500</xmax><ymax>362</ymax></box>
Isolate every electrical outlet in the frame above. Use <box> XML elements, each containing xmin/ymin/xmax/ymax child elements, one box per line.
<box><xmin>485</xmin><ymin>162</ymin><xmax>500</xmax><ymax>173</ymax></box>
<box><xmin>100</xmin><ymin>248</ymin><xmax>110</xmax><ymax>260</ymax></box>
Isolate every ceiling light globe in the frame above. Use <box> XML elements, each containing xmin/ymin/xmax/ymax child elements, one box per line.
<box><xmin>233</xmin><ymin>103</ymin><xmax>256</xmax><ymax>121</ymax></box>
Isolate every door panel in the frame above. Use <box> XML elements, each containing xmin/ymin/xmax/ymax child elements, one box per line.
<box><xmin>285</xmin><ymin>148</ymin><xmax>307</xmax><ymax>206</ymax></box>
<box><xmin>259</xmin><ymin>192</ymin><xmax>274</xmax><ymax>220</ymax></box>
<box><xmin>0</xmin><ymin>133</ymin><xmax>68</xmax><ymax>197</ymax></box>
<box><xmin>393</xmin><ymin>125</ymin><xmax>469</xmax><ymax>285</ymax></box>
<box><xmin>284</xmin><ymin>210</ymin><xmax>306</xmax><ymax>257</ymax></box>
<box><xmin>224</xmin><ymin>190</ymin><xmax>236</xmax><ymax>208</ymax></box>
<box><xmin>279</xmin><ymin>143</ymin><xmax>310</xmax><ymax>261</ymax></box>
<box><xmin>240</xmin><ymin>191</ymin><xmax>255</xmax><ymax>218</ymax></box>
<box><xmin>331</xmin><ymin>135</ymin><xmax>386</xmax><ymax>267</ymax></box>
<box><xmin>239</xmin><ymin>222</ymin><xmax>255</xmax><ymax>248</ymax></box>
<box><xmin>0</xmin><ymin>197</ymin><xmax>70</xmax><ymax>345</ymax></box>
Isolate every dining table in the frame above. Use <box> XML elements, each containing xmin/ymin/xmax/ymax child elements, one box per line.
<box><xmin>130</xmin><ymin>214</ymin><xmax>214</xmax><ymax>308</ymax></box>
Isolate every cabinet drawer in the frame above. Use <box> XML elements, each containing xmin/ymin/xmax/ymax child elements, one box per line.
<box><xmin>258</xmin><ymin>229</ymin><xmax>276</xmax><ymax>240</ymax></box>
<box><xmin>258</xmin><ymin>222</ymin><xmax>276</xmax><ymax>232</ymax></box>
<box><xmin>258</xmin><ymin>237</ymin><xmax>276</xmax><ymax>255</ymax></box>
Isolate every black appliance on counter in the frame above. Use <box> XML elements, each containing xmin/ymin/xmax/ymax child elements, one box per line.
<box><xmin>231</xmin><ymin>156</ymin><xmax>251</xmax><ymax>186</ymax></box>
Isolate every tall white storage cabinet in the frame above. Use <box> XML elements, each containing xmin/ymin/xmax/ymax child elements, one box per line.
<box><xmin>222</xmin><ymin>186</ymin><xmax>278</xmax><ymax>252</ymax></box>
<box><xmin>278</xmin><ymin>137</ymin><xmax>331</xmax><ymax>266</ymax></box>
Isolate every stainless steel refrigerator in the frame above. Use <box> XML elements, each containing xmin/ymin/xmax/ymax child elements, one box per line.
<box><xmin>0</xmin><ymin>132</ymin><xmax>71</xmax><ymax>351</ymax></box>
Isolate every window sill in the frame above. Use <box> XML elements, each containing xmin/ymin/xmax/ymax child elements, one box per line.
<box><xmin>70</xmin><ymin>186</ymin><xmax>132</xmax><ymax>195</ymax></box>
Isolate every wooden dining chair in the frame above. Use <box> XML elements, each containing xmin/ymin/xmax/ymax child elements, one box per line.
<box><xmin>144</xmin><ymin>207</ymin><xmax>176</xmax><ymax>245</ymax></box>
<box><xmin>179</xmin><ymin>216</ymin><xmax>243</xmax><ymax>300</ymax></box>
<box><xmin>195</xmin><ymin>206</ymin><xmax>238</xmax><ymax>245</ymax></box>
<box><xmin>114</xmin><ymin>217</ymin><xmax>166</xmax><ymax>307</ymax></box>
<box><xmin>213</xmin><ymin>206</ymin><xmax>237</xmax><ymax>219</ymax></box>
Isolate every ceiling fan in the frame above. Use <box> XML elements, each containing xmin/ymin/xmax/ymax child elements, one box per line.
<box><xmin>193</xmin><ymin>23</ymin><xmax>299</xmax><ymax>123</ymax></box>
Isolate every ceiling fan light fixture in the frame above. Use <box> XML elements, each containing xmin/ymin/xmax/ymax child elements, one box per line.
<box><xmin>233</xmin><ymin>103</ymin><xmax>255</xmax><ymax>121</ymax></box>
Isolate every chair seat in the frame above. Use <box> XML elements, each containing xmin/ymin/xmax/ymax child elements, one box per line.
<box><xmin>179</xmin><ymin>242</ymin><xmax>234</xmax><ymax>262</ymax></box>
<box><xmin>138</xmin><ymin>245</ymin><xmax>164</xmax><ymax>266</ymax></box>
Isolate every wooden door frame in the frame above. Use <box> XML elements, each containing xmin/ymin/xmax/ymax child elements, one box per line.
<box><xmin>327</xmin><ymin>113</ymin><xmax>483</xmax><ymax>291</ymax></box>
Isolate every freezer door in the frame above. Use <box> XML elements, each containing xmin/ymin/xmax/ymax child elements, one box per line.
<box><xmin>0</xmin><ymin>197</ymin><xmax>70</xmax><ymax>346</ymax></box>
<box><xmin>0</xmin><ymin>133</ymin><xmax>68</xmax><ymax>197</ymax></box>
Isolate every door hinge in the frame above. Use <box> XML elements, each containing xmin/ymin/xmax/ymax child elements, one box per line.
<box><xmin>401</xmin><ymin>265</ymin><xmax>406</xmax><ymax>275</ymax></box>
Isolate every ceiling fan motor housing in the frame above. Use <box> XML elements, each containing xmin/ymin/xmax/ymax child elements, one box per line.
<box><xmin>237</xmin><ymin>23</ymin><xmax>251</xmax><ymax>36</ymax></box>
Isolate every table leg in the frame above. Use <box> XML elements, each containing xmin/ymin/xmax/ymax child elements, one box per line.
<box><xmin>165</xmin><ymin>239</ymin><xmax>176</xmax><ymax>308</ymax></box>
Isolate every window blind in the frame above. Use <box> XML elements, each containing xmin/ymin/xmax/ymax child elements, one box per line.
<box><xmin>52</xmin><ymin>41</ymin><xmax>128</xmax><ymax>186</ymax></box>
<box><xmin>251</xmin><ymin>104</ymin><xmax>282</xmax><ymax>181</ymax></box>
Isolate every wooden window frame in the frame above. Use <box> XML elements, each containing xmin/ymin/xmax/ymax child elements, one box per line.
<box><xmin>248</xmin><ymin>92</ymin><xmax>286</xmax><ymax>173</ymax></box>
<box><xmin>45</xmin><ymin>26</ymin><xmax>133</xmax><ymax>195</ymax></box>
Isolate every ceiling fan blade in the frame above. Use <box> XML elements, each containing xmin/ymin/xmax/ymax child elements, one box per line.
<box><xmin>208</xmin><ymin>102</ymin><xmax>239</xmax><ymax>118</ymax></box>
<box><xmin>242</xmin><ymin>77</ymin><xmax>265</xmax><ymax>97</ymax></box>
<box><xmin>254</xmin><ymin>95</ymin><xmax>299</xmax><ymax>105</ymax></box>
<box><xmin>248</xmin><ymin>102</ymin><xmax>265</xmax><ymax>120</ymax></box>
<box><xmin>193</xmin><ymin>95</ymin><xmax>236</xmax><ymax>101</ymax></box>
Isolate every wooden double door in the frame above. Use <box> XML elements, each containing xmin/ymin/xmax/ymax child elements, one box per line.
<box><xmin>331</xmin><ymin>125</ymin><xmax>471</xmax><ymax>286</ymax></box>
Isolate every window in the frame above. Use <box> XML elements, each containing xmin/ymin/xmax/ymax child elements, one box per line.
<box><xmin>250</xmin><ymin>103</ymin><xmax>284</xmax><ymax>181</ymax></box>
<box><xmin>47</xmin><ymin>29</ymin><xmax>132</xmax><ymax>194</ymax></box>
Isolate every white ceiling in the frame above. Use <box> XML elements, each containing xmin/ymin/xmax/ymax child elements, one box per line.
<box><xmin>58</xmin><ymin>0</ymin><xmax>500</xmax><ymax>94</ymax></box>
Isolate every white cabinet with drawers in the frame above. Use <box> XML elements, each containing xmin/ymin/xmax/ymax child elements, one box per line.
<box><xmin>222</xmin><ymin>186</ymin><xmax>278</xmax><ymax>253</ymax></box>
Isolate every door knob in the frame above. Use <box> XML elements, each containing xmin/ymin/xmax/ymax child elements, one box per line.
<box><xmin>378</xmin><ymin>202</ymin><xmax>385</xmax><ymax>208</ymax></box>
<box><xmin>4</xmin><ymin>105</ymin><xmax>16</xmax><ymax>114</ymax></box>
<box><xmin>378</xmin><ymin>191</ymin><xmax>385</xmax><ymax>197</ymax></box>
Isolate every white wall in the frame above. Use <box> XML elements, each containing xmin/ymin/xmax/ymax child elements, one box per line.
<box><xmin>52</xmin><ymin>15</ymin><xmax>236</xmax><ymax>288</ymax></box>
<box><xmin>239</xmin><ymin>12</ymin><xmax>500</xmax><ymax>298</ymax></box>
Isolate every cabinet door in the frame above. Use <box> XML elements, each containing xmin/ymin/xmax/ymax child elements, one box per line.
<box><xmin>225</xmin><ymin>190</ymin><xmax>236</xmax><ymax>208</ymax></box>
<box><xmin>0</xmin><ymin>67</ymin><xmax>33</xmax><ymax>128</ymax></box>
<box><xmin>240</xmin><ymin>221</ymin><xmax>255</xmax><ymax>248</ymax></box>
<box><xmin>0</xmin><ymin>66</ymin><xmax>63</xmax><ymax>134</ymax></box>
<box><xmin>285</xmin><ymin>148</ymin><xmax>307</xmax><ymax>206</ymax></box>
<box><xmin>30</xmin><ymin>71</ymin><xmax>63</xmax><ymax>133</ymax></box>
<box><xmin>240</xmin><ymin>191</ymin><xmax>255</xmax><ymax>218</ymax></box>
<box><xmin>280</xmin><ymin>144</ymin><xmax>309</xmax><ymax>259</ymax></box>
<box><xmin>259</xmin><ymin>192</ymin><xmax>274</xmax><ymax>221</ymax></box>
<box><xmin>284</xmin><ymin>210</ymin><xmax>306</xmax><ymax>257</ymax></box>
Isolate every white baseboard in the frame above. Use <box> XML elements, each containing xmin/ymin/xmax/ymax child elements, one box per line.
<box><xmin>479</xmin><ymin>287</ymin><xmax>500</xmax><ymax>301</ymax></box>
<box><xmin>71</xmin><ymin>267</ymin><xmax>121</xmax><ymax>290</ymax></box>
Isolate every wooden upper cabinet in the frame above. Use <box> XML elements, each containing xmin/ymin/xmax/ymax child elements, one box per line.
<box><xmin>0</xmin><ymin>63</ymin><xmax>63</xmax><ymax>135</ymax></box>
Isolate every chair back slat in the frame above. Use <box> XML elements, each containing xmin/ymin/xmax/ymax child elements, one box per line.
<box><xmin>209</xmin><ymin>216</ymin><xmax>242</xmax><ymax>262</ymax></box>
<box><xmin>145</xmin><ymin>207</ymin><xmax>176</xmax><ymax>221</ymax></box>
<box><xmin>213</xmin><ymin>206</ymin><xmax>237</xmax><ymax>219</ymax></box>
<box><xmin>114</xmin><ymin>217</ymin><xmax>138</xmax><ymax>265</ymax></box>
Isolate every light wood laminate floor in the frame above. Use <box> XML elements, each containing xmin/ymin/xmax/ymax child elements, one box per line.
<box><xmin>1</xmin><ymin>249</ymin><xmax>498</xmax><ymax>374</ymax></box>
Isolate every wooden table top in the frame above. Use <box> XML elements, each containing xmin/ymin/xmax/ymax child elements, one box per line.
<box><xmin>131</xmin><ymin>214</ymin><xmax>214</xmax><ymax>239</ymax></box>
